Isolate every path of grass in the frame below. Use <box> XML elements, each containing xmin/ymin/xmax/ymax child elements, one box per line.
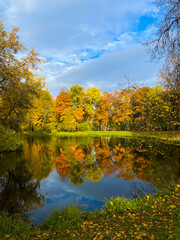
<box><xmin>0</xmin><ymin>184</ymin><xmax>179</xmax><ymax>239</ymax></box>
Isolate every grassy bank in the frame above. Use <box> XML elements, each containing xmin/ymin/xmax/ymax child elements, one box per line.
<box><xmin>24</xmin><ymin>131</ymin><xmax>180</xmax><ymax>145</ymax></box>
<box><xmin>0</xmin><ymin>184</ymin><xmax>179</xmax><ymax>239</ymax></box>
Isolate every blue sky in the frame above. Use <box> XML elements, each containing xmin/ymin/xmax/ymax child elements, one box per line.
<box><xmin>0</xmin><ymin>0</ymin><xmax>162</xmax><ymax>97</ymax></box>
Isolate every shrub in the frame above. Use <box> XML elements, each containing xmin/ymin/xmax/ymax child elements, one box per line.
<box><xmin>0</xmin><ymin>124</ymin><xmax>23</xmax><ymax>152</ymax></box>
<box><xmin>57</xmin><ymin>122</ymin><xmax>77</xmax><ymax>132</ymax></box>
<box><xmin>43</xmin><ymin>123</ymin><xmax>58</xmax><ymax>133</ymax></box>
<box><xmin>79</xmin><ymin>122</ymin><xmax>92</xmax><ymax>131</ymax></box>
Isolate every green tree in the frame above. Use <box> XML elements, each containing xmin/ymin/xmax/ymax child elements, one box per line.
<box><xmin>25</xmin><ymin>89</ymin><xmax>55</xmax><ymax>132</ymax></box>
<box><xmin>69</xmin><ymin>85</ymin><xmax>85</xmax><ymax>109</ymax></box>
<box><xmin>131</xmin><ymin>87</ymin><xmax>150</xmax><ymax>130</ymax></box>
<box><xmin>59</xmin><ymin>107</ymin><xmax>77</xmax><ymax>131</ymax></box>
<box><xmin>85</xmin><ymin>87</ymin><xmax>101</xmax><ymax>122</ymax></box>
<box><xmin>145</xmin><ymin>86</ymin><xmax>167</xmax><ymax>130</ymax></box>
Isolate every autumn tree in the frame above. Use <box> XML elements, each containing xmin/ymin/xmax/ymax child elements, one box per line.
<box><xmin>112</xmin><ymin>89</ymin><xmax>133</xmax><ymax>130</ymax></box>
<box><xmin>0</xmin><ymin>21</ymin><xmax>43</xmax><ymax>131</ymax></box>
<box><xmin>131</xmin><ymin>87</ymin><xmax>150</xmax><ymax>130</ymax></box>
<box><xmin>74</xmin><ymin>107</ymin><xmax>85</xmax><ymax>123</ymax></box>
<box><xmin>95</xmin><ymin>91</ymin><xmax>113</xmax><ymax>131</ymax></box>
<box><xmin>55</xmin><ymin>90</ymin><xmax>77</xmax><ymax>131</ymax></box>
<box><xmin>56</xmin><ymin>90</ymin><xmax>71</xmax><ymax>122</ymax></box>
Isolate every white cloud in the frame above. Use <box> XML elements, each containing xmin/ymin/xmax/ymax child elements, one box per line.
<box><xmin>0</xmin><ymin>0</ymin><xmax>155</xmax><ymax>51</ymax></box>
<box><xmin>41</xmin><ymin>45</ymin><xmax>162</xmax><ymax>97</ymax></box>
<box><xmin>0</xmin><ymin>0</ymin><xmax>162</xmax><ymax>98</ymax></box>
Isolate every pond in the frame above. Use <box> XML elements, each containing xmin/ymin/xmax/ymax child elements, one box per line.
<box><xmin>0</xmin><ymin>136</ymin><xmax>179</xmax><ymax>223</ymax></box>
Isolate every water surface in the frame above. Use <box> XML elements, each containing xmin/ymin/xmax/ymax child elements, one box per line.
<box><xmin>0</xmin><ymin>136</ymin><xmax>179</xmax><ymax>223</ymax></box>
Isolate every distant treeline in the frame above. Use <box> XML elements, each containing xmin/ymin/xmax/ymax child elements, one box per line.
<box><xmin>22</xmin><ymin>83</ymin><xmax>179</xmax><ymax>133</ymax></box>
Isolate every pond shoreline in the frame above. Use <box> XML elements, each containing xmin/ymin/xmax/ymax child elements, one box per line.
<box><xmin>0</xmin><ymin>184</ymin><xmax>179</xmax><ymax>239</ymax></box>
<box><xmin>24</xmin><ymin>131</ymin><xmax>180</xmax><ymax>145</ymax></box>
<box><xmin>1</xmin><ymin>131</ymin><xmax>179</xmax><ymax>153</ymax></box>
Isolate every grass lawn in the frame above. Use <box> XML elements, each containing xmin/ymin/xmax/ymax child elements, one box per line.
<box><xmin>0</xmin><ymin>184</ymin><xmax>180</xmax><ymax>239</ymax></box>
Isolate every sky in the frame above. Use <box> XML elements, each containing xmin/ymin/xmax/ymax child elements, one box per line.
<box><xmin>0</xmin><ymin>0</ymin><xmax>162</xmax><ymax>97</ymax></box>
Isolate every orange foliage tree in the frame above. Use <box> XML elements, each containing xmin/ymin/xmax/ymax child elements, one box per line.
<box><xmin>95</xmin><ymin>92</ymin><xmax>113</xmax><ymax>131</ymax></box>
<box><xmin>113</xmin><ymin>89</ymin><xmax>133</xmax><ymax>130</ymax></box>
<box><xmin>56</xmin><ymin>91</ymin><xmax>71</xmax><ymax>122</ymax></box>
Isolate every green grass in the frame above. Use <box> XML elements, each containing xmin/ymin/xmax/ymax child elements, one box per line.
<box><xmin>0</xmin><ymin>184</ymin><xmax>180</xmax><ymax>239</ymax></box>
<box><xmin>24</xmin><ymin>130</ymin><xmax>134</xmax><ymax>137</ymax></box>
<box><xmin>42</xmin><ymin>205</ymin><xmax>84</xmax><ymax>232</ymax></box>
<box><xmin>0</xmin><ymin>214</ymin><xmax>36</xmax><ymax>240</ymax></box>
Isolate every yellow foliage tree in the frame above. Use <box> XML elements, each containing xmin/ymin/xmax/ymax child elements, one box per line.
<box><xmin>0</xmin><ymin>21</ymin><xmax>44</xmax><ymax>131</ymax></box>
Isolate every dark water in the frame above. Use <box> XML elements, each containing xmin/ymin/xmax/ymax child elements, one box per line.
<box><xmin>0</xmin><ymin>136</ymin><xmax>179</xmax><ymax>223</ymax></box>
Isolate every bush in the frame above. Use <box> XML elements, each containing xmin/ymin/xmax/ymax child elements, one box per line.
<box><xmin>57</xmin><ymin>122</ymin><xmax>77</xmax><ymax>132</ymax></box>
<box><xmin>0</xmin><ymin>124</ymin><xmax>23</xmax><ymax>152</ymax></box>
<box><xmin>33</xmin><ymin>126</ymin><xmax>44</xmax><ymax>133</ymax></box>
<box><xmin>43</xmin><ymin>123</ymin><xmax>58</xmax><ymax>134</ymax></box>
<box><xmin>79</xmin><ymin>122</ymin><xmax>92</xmax><ymax>131</ymax></box>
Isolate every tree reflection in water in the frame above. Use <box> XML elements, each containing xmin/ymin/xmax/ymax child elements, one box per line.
<box><xmin>55</xmin><ymin>138</ymin><xmax>180</xmax><ymax>189</ymax></box>
<box><xmin>0</xmin><ymin>154</ymin><xmax>45</xmax><ymax>220</ymax></box>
